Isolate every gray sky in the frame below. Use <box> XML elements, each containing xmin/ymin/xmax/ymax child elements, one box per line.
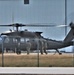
<box><xmin>0</xmin><ymin>0</ymin><xmax>74</xmax><ymax>51</ymax></box>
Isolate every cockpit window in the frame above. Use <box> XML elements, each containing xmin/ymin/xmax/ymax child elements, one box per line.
<box><xmin>4</xmin><ymin>37</ymin><xmax>9</xmax><ymax>43</ymax></box>
<box><xmin>0</xmin><ymin>37</ymin><xmax>2</xmax><ymax>44</ymax></box>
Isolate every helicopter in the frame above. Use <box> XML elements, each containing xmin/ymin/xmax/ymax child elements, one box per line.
<box><xmin>0</xmin><ymin>22</ymin><xmax>74</xmax><ymax>55</ymax></box>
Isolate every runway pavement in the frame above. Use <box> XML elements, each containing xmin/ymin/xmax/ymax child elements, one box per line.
<box><xmin>0</xmin><ymin>52</ymin><xmax>73</xmax><ymax>56</ymax></box>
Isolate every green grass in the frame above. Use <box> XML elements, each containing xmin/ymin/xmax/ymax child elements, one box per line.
<box><xmin>0</xmin><ymin>53</ymin><xmax>74</xmax><ymax>67</ymax></box>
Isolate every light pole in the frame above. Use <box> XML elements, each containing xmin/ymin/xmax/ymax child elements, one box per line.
<box><xmin>73</xmin><ymin>40</ymin><xmax>74</xmax><ymax>67</ymax></box>
<box><xmin>65</xmin><ymin>0</ymin><xmax>67</xmax><ymax>36</ymax></box>
<box><xmin>36</xmin><ymin>38</ymin><xmax>39</xmax><ymax>67</ymax></box>
<box><xmin>2</xmin><ymin>36</ymin><xmax>4</xmax><ymax>67</ymax></box>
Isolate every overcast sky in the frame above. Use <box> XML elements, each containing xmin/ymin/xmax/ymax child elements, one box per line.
<box><xmin>0</xmin><ymin>0</ymin><xmax>74</xmax><ymax>51</ymax></box>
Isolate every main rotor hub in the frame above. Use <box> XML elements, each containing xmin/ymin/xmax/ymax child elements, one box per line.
<box><xmin>12</xmin><ymin>23</ymin><xmax>26</xmax><ymax>31</ymax></box>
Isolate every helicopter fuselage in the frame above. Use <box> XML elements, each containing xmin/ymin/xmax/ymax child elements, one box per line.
<box><xmin>0</xmin><ymin>36</ymin><xmax>73</xmax><ymax>54</ymax></box>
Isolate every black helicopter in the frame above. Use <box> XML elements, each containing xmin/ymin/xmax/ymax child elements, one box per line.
<box><xmin>0</xmin><ymin>22</ymin><xmax>74</xmax><ymax>55</ymax></box>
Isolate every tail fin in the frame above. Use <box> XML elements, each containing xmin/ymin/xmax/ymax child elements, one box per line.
<box><xmin>64</xmin><ymin>22</ymin><xmax>74</xmax><ymax>42</ymax></box>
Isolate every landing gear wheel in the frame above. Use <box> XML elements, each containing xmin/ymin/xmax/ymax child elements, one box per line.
<box><xmin>56</xmin><ymin>49</ymin><xmax>62</xmax><ymax>55</ymax></box>
<box><xmin>16</xmin><ymin>50</ymin><xmax>21</xmax><ymax>54</ymax></box>
<box><xmin>59</xmin><ymin>53</ymin><xmax>62</xmax><ymax>55</ymax></box>
<box><xmin>40</xmin><ymin>50</ymin><xmax>43</xmax><ymax>55</ymax></box>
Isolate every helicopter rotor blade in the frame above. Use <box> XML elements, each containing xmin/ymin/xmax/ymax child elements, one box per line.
<box><xmin>0</xmin><ymin>23</ymin><xmax>68</xmax><ymax>27</ymax></box>
<box><xmin>20</xmin><ymin>23</ymin><xmax>68</xmax><ymax>27</ymax></box>
<box><xmin>0</xmin><ymin>25</ymin><xmax>12</xmax><ymax>26</ymax></box>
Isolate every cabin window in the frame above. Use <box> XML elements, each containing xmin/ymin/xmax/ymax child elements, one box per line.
<box><xmin>20</xmin><ymin>38</ymin><xmax>24</xmax><ymax>43</ymax></box>
<box><xmin>25</xmin><ymin>38</ymin><xmax>30</xmax><ymax>42</ymax></box>
<box><xmin>13</xmin><ymin>38</ymin><xmax>17</xmax><ymax>43</ymax></box>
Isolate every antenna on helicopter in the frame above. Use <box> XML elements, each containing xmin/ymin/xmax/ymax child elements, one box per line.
<box><xmin>12</xmin><ymin>11</ymin><xmax>14</xmax><ymax>31</ymax></box>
